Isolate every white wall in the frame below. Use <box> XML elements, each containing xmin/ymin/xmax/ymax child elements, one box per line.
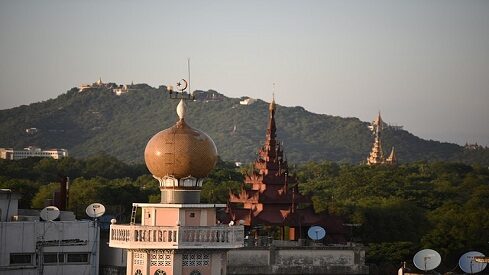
<box><xmin>0</xmin><ymin>192</ymin><xmax>20</xmax><ymax>222</ymax></box>
<box><xmin>0</xmin><ymin>220</ymin><xmax>99</xmax><ymax>275</ymax></box>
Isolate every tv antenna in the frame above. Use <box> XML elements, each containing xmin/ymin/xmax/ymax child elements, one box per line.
<box><xmin>459</xmin><ymin>251</ymin><xmax>487</xmax><ymax>274</ymax></box>
<box><xmin>307</xmin><ymin>226</ymin><xmax>326</xmax><ymax>241</ymax></box>
<box><xmin>413</xmin><ymin>249</ymin><xmax>441</xmax><ymax>271</ymax></box>
<box><xmin>40</xmin><ymin>206</ymin><xmax>60</xmax><ymax>221</ymax></box>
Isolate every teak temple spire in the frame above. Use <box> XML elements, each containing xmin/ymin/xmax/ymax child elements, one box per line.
<box><xmin>226</xmin><ymin>98</ymin><xmax>345</xmax><ymax>242</ymax></box>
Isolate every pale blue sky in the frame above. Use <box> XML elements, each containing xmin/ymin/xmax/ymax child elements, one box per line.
<box><xmin>1</xmin><ymin>0</ymin><xmax>488</xmax><ymax>146</ymax></box>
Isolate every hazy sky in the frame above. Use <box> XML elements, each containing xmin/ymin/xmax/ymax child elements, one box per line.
<box><xmin>1</xmin><ymin>0</ymin><xmax>488</xmax><ymax>146</ymax></box>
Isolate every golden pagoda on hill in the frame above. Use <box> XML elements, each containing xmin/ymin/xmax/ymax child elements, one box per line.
<box><xmin>367</xmin><ymin>112</ymin><xmax>397</xmax><ymax>165</ymax></box>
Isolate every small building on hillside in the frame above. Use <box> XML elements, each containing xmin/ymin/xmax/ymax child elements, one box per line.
<box><xmin>0</xmin><ymin>147</ymin><xmax>68</xmax><ymax>160</ymax></box>
<box><xmin>113</xmin><ymin>82</ymin><xmax>137</xmax><ymax>96</ymax></box>
<box><xmin>192</xmin><ymin>90</ymin><xmax>225</xmax><ymax>101</ymax></box>
<box><xmin>79</xmin><ymin>77</ymin><xmax>115</xmax><ymax>92</ymax></box>
<box><xmin>239</xmin><ymin>97</ymin><xmax>256</xmax><ymax>105</ymax></box>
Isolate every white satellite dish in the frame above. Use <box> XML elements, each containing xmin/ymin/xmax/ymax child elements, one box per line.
<box><xmin>40</xmin><ymin>206</ymin><xmax>60</xmax><ymax>221</ymax></box>
<box><xmin>307</xmin><ymin>226</ymin><xmax>326</xmax><ymax>241</ymax></box>
<box><xmin>413</xmin><ymin>249</ymin><xmax>441</xmax><ymax>271</ymax></box>
<box><xmin>86</xmin><ymin>203</ymin><xmax>106</xmax><ymax>218</ymax></box>
<box><xmin>459</xmin><ymin>251</ymin><xmax>487</xmax><ymax>274</ymax></box>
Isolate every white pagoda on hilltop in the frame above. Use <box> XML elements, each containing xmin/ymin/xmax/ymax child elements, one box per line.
<box><xmin>109</xmin><ymin>99</ymin><xmax>244</xmax><ymax>275</ymax></box>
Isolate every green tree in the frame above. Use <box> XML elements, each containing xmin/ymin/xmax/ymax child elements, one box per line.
<box><xmin>31</xmin><ymin>182</ymin><xmax>59</xmax><ymax>208</ymax></box>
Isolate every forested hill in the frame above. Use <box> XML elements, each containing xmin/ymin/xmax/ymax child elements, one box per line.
<box><xmin>1</xmin><ymin>85</ymin><xmax>488</xmax><ymax>165</ymax></box>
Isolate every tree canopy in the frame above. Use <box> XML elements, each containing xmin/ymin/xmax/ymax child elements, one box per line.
<box><xmin>1</xmin><ymin>155</ymin><xmax>488</xmax><ymax>274</ymax></box>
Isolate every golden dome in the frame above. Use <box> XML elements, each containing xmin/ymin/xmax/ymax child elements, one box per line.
<box><xmin>144</xmin><ymin>101</ymin><xmax>218</xmax><ymax>179</ymax></box>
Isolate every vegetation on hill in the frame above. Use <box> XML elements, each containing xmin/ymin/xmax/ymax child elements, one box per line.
<box><xmin>1</xmin><ymin>86</ymin><xmax>488</xmax><ymax>165</ymax></box>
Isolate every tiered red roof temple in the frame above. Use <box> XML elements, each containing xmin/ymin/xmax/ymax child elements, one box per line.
<box><xmin>226</xmin><ymin>98</ymin><xmax>345</xmax><ymax>242</ymax></box>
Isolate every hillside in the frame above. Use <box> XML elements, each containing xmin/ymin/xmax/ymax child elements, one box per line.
<box><xmin>1</xmin><ymin>86</ymin><xmax>488</xmax><ymax>165</ymax></box>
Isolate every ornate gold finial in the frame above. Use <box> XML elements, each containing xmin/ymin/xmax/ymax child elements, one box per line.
<box><xmin>269</xmin><ymin>83</ymin><xmax>276</xmax><ymax>111</ymax></box>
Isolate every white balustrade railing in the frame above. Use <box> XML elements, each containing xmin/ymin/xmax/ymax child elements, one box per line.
<box><xmin>109</xmin><ymin>224</ymin><xmax>244</xmax><ymax>249</ymax></box>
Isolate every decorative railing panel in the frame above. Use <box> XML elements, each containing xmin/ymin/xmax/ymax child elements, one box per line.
<box><xmin>109</xmin><ymin>224</ymin><xmax>244</xmax><ymax>249</ymax></box>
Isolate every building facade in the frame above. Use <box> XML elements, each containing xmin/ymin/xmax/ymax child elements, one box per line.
<box><xmin>0</xmin><ymin>147</ymin><xmax>68</xmax><ymax>160</ymax></box>
<box><xmin>0</xmin><ymin>189</ymin><xmax>100</xmax><ymax>275</ymax></box>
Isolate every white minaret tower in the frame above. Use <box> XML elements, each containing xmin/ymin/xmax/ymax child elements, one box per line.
<box><xmin>109</xmin><ymin>83</ymin><xmax>244</xmax><ymax>275</ymax></box>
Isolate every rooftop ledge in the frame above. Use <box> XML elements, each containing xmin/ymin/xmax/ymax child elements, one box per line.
<box><xmin>109</xmin><ymin>224</ymin><xmax>244</xmax><ymax>250</ymax></box>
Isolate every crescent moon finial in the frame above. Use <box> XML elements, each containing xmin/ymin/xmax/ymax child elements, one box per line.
<box><xmin>177</xmin><ymin>79</ymin><xmax>188</xmax><ymax>92</ymax></box>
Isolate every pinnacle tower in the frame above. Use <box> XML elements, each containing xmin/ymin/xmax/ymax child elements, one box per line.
<box><xmin>226</xmin><ymin>98</ymin><xmax>345</xmax><ymax>242</ymax></box>
<box><xmin>367</xmin><ymin>112</ymin><xmax>397</xmax><ymax>165</ymax></box>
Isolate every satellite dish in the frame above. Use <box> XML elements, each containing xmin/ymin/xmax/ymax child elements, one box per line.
<box><xmin>85</xmin><ymin>203</ymin><xmax>105</xmax><ymax>218</ymax></box>
<box><xmin>413</xmin><ymin>249</ymin><xmax>441</xmax><ymax>271</ymax></box>
<box><xmin>40</xmin><ymin>206</ymin><xmax>60</xmax><ymax>221</ymax></box>
<box><xmin>307</xmin><ymin>226</ymin><xmax>326</xmax><ymax>241</ymax></box>
<box><xmin>459</xmin><ymin>251</ymin><xmax>487</xmax><ymax>274</ymax></box>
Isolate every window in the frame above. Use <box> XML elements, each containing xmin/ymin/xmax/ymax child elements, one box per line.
<box><xmin>189</xmin><ymin>212</ymin><xmax>195</xmax><ymax>218</ymax></box>
<box><xmin>154</xmin><ymin>270</ymin><xmax>166</xmax><ymax>275</ymax></box>
<box><xmin>190</xmin><ymin>271</ymin><xmax>201</xmax><ymax>275</ymax></box>
<box><xmin>67</xmin><ymin>253</ymin><xmax>89</xmax><ymax>263</ymax></box>
<box><xmin>135</xmin><ymin>270</ymin><xmax>143</xmax><ymax>275</ymax></box>
<box><xmin>150</xmin><ymin>251</ymin><xmax>172</xmax><ymax>267</ymax></box>
<box><xmin>44</xmin><ymin>253</ymin><xmax>64</xmax><ymax>264</ymax></box>
<box><xmin>183</xmin><ymin>253</ymin><xmax>210</xmax><ymax>266</ymax></box>
<box><xmin>10</xmin><ymin>253</ymin><xmax>33</xmax><ymax>265</ymax></box>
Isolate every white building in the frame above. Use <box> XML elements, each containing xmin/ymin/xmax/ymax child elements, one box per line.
<box><xmin>0</xmin><ymin>189</ymin><xmax>100</xmax><ymax>275</ymax></box>
<box><xmin>239</xmin><ymin>98</ymin><xmax>256</xmax><ymax>105</ymax></box>
<box><xmin>0</xmin><ymin>147</ymin><xmax>68</xmax><ymax>160</ymax></box>
<box><xmin>113</xmin><ymin>82</ymin><xmax>136</xmax><ymax>96</ymax></box>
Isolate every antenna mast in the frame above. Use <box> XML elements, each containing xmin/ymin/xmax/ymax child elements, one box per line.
<box><xmin>187</xmin><ymin>58</ymin><xmax>191</xmax><ymax>96</ymax></box>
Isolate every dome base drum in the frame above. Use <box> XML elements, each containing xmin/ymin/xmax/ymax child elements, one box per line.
<box><xmin>160</xmin><ymin>189</ymin><xmax>201</xmax><ymax>204</ymax></box>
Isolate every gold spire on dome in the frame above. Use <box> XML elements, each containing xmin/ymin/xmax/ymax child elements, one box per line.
<box><xmin>176</xmin><ymin>99</ymin><xmax>187</xmax><ymax>121</ymax></box>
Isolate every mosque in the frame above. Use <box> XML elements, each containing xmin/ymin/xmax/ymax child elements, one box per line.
<box><xmin>109</xmin><ymin>98</ymin><xmax>244</xmax><ymax>275</ymax></box>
